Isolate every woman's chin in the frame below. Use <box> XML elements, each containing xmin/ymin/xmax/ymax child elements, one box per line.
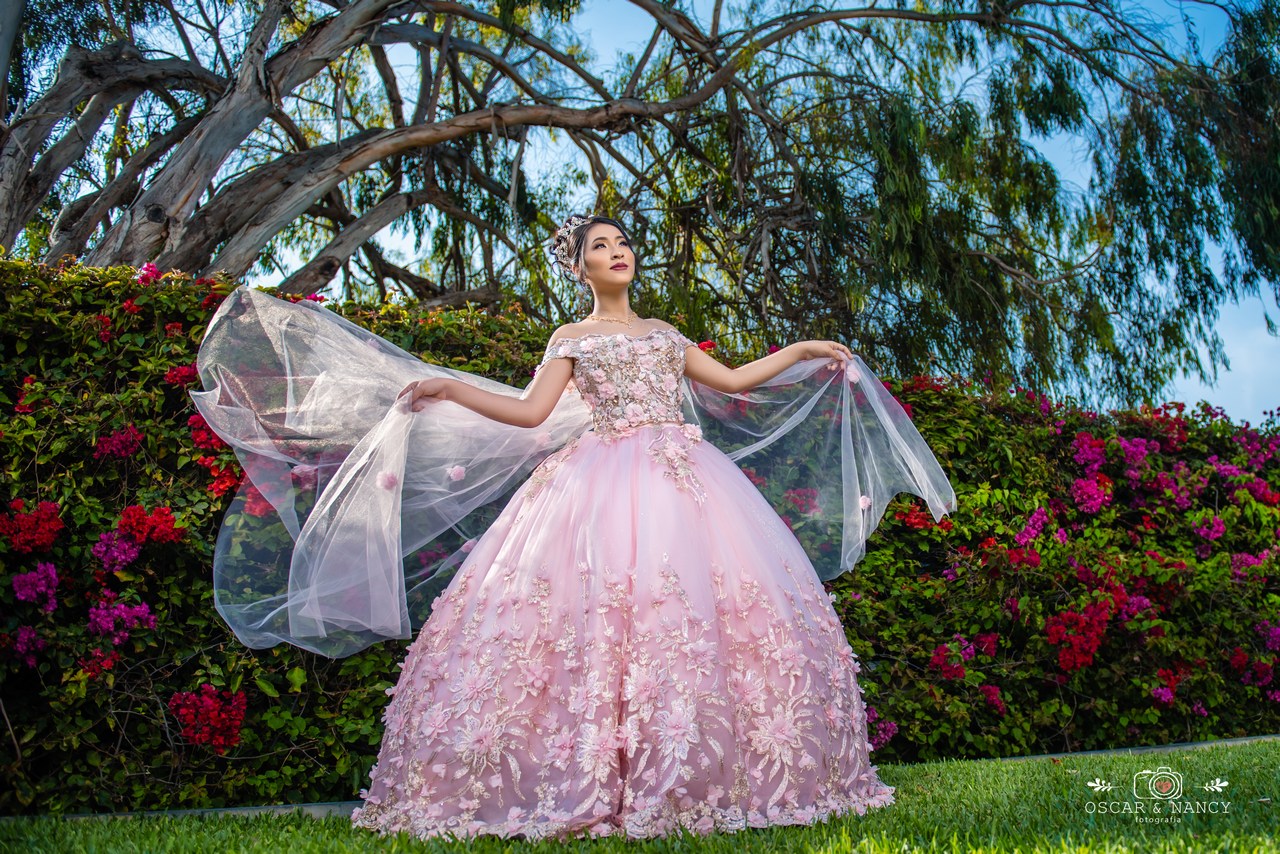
<box><xmin>591</xmin><ymin>274</ymin><xmax>634</xmax><ymax>291</ymax></box>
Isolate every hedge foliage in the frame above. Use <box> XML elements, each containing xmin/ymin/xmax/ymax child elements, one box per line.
<box><xmin>1</xmin><ymin>258</ymin><xmax>1277</xmax><ymax>815</ymax></box>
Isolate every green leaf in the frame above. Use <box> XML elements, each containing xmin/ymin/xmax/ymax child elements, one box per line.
<box><xmin>286</xmin><ymin>667</ymin><xmax>306</xmax><ymax>693</ymax></box>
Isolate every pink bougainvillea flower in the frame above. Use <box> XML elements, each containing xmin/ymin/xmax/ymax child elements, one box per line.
<box><xmin>136</xmin><ymin>262</ymin><xmax>161</xmax><ymax>286</ymax></box>
<box><xmin>979</xmin><ymin>684</ymin><xmax>1007</xmax><ymax>716</ymax></box>
<box><xmin>12</xmin><ymin>562</ymin><xmax>59</xmax><ymax>613</ymax></box>
<box><xmin>10</xmin><ymin>625</ymin><xmax>46</xmax><ymax>667</ymax></box>
<box><xmin>1194</xmin><ymin>514</ymin><xmax>1225</xmax><ymax>541</ymax></box>
<box><xmin>92</xmin><ymin>530</ymin><xmax>141</xmax><ymax>573</ymax></box>
<box><xmin>87</xmin><ymin>598</ymin><xmax>156</xmax><ymax>645</ymax></box>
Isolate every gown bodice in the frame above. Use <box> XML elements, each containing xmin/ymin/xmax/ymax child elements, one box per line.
<box><xmin>538</xmin><ymin>328</ymin><xmax>697</xmax><ymax>440</ymax></box>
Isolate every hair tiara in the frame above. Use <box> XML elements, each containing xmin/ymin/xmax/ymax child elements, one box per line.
<box><xmin>543</xmin><ymin>214</ymin><xmax>592</xmax><ymax>282</ymax></box>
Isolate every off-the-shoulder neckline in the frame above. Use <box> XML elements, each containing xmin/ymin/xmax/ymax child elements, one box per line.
<box><xmin>547</xmin><ymin>327</ymin><xmax>691</xmax><ymax>347</ymax></box>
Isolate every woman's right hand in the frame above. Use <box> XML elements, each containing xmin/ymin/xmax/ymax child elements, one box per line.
<box><xmin>398</xmin><ymin>378</ymin><xmax>452</xmax><ymax>411</ymax></box>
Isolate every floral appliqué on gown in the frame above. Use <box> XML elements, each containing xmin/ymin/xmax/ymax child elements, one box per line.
<box><xmin>350</xmin><ymin>327</ymin><xmax>895</xmax><ymax>840</ymax></box>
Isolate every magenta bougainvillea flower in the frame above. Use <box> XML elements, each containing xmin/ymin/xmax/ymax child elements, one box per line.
<box><xmin>12</xmin><ymin>562</ymin><xmax>58</xmax><ymax>612</ymax></box>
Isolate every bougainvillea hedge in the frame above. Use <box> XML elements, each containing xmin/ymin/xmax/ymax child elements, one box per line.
<box><xmin>1</xmin><ymin>259</ymin><xmax>1276</xmax><ymax>814</ymax></box>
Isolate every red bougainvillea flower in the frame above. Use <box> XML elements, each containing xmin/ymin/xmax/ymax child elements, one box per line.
<box><xmin>197</xmin><ymin>456</ymin><xmax>243</xmax><ymax>496</ymax></box>
<box><xmin>698</xmin><ymin>340</ymin><xmax>716</xmax><ymax>352</ymax></box>
<box><xmin>243</xmin><ymin>484</ymin><xmax>274</xmax><ymax>518</ymax></box>
<box><xmin>784</xmin><ymin>487</ymin><xmax>821</xmax><ymax>516</ymax></box>
<box><xmin>117</xmin><ymin>504</ymin><xmax>187</xmax><ymax>544</ymax></box>
<box><xmin>164</xmin><ymin>321</ymin><xmax>185</xmax><ymax>338</ymax></box>
<box><xmin>94</xmin><ymin>314</ymin><xmax>113</xmax><ymax>342</ymax></box>
<box><xmin>894</xmin><ymin>506</ymin><xmax>935</xmax><ymax>530</ymax></box>
<box><xmin>0</xmin><ymin>499</ymin><xmax>65</xmax><ymax>553</ymax></box>
<box><xmin>165</xmin><ymin>363</ymin><xmax>199</xmax><ymax>386</ymax></box>
<box><xmin>122</xmin><ymin>297</ymin><xmax>142</xmax><ymax>315</ymax></box>
<box><xmin>188</xmin><ymin>413</ymin><xmax>229</xmax><ymax>451</ymax></box>
<box><xmin>904</xmin><ymin>375</ymin><xmax>947</xmax><ymax>393</ymax></box>
<box><xmin>929</xmin><ymin>643</ymin><xmax>966</xmax><ymax>680</ymax></box>
<box><xmin>974</xmin><ymin>632</ymin><xmax>999</xmax><ymax>657</ymax></box>
<box><xmin>200</xmin><ymin>290</ymin><xmax>226</xmax><ymax>311</ymax></box>
<box><xmin>1007</xmin><ymin>547</ymin><xmax>1042</xmax><ymax>569</ymax></box>
<box><xmin>1242</xmin><ymin>660</ymin><xmax>1274</xmax><ymax>687</ymax></box>
<box><xmin>93</xmin><ymin>424</ymin><xmax>143</xmax><ymax>459</ymax></box>
<box><xmin>14</xmin><ymin>376</ymin><xmax>38</xmax><ymax>413</ymax></box>
<box><xmin>1044</xmin><ymin>600</ymin><xmax>1113</xmax><ymax>671</ymax></box>
<box><xmin>168</xmin><ymin>684</ymin><xmax>247</xmax><ymax>755</ymax></box>
<box><xmin>78</xmin><ymin>647</ymin><xmax>122</xmax><ymax>678</ymax></box>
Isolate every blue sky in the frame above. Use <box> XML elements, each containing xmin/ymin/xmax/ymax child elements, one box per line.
<box><xmin>559</xmin><ymin>0</ymin><xmax>1278</xmax><ymax>427</ymax></box>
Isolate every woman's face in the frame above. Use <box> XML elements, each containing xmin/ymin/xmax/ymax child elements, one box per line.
<box><xmin>576</xmin><ymin>223</ymin><xmax>636</xmax><ymax>290</ymax></box>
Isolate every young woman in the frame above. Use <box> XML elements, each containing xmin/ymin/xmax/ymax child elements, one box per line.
<box><xmin>192</xmin><ymin>213</ymin><xmax>955</xmax><ymax>841</ymax></box>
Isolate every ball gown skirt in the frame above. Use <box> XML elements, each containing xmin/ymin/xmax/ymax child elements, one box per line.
<box><xmin>350</xmin><ymin>415</ymin><xmax>895</xmax><ymax>840</ymax></box>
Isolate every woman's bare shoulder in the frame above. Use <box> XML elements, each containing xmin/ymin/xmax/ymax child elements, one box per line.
<box><xmin>547</xmin><ymin>323</ymin><xmax>573</xmax><ymax>344</ymax></box>
<box><xmin>645</xmin><ymin>318</ymin><xmax>678</xmax><ymax>332</ymax></box>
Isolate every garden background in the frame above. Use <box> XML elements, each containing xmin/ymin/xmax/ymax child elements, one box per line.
<box><xmin>1</xmin><ymin>261</ymin><xmax>1276</xmax><ymax>815</ymax></box>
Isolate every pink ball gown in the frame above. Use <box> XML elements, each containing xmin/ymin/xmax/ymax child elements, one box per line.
<box><xmin>349</xmin><ymin>328</ymin><xmax>896</xmax><ymax>840</ymax></box>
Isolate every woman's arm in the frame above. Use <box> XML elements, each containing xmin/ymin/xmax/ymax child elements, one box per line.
<box><xmin>399</xmin><ymin>357</ymin><xmax>574</xmax><ymax>428</ymax></box>
<box><xmin>677</xmin><ymin>334</ymin><xmax>853</xmax><ymax>394</ymax></box>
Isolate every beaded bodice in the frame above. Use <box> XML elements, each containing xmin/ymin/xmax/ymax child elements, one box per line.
<box><xmin>537</xmin><ymin>327</ymin><xmax>696</xmax><ymax>439</ymax></box>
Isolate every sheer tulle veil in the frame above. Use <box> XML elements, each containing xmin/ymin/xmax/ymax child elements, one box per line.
<box><xmin>191</xmin><ymin>285</ymin><xmax>954</xmax><ymax>657</ymax></box>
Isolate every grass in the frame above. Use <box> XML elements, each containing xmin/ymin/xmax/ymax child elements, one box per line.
<box><xmin>2</xmin><ymin>739</ymin><xmax>1277</xmax><ymax>853</ymax></box>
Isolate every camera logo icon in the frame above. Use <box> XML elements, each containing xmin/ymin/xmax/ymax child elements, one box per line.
<box><xmin>1133</xmin><ymin>766</ymin><xmax>1182</xmax><ymax>800</ymax></box>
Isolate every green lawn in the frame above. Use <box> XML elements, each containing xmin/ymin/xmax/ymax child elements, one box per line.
<box><xmin>4</xmin><ymin>740</ymin><xmax>1277</xmax><ymax>853</ymax></box>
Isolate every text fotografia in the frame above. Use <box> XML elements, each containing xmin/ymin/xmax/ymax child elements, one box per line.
<box><xmin>1082</xmin><ymin>767</ymin><xmax>1231</xmax><ymax>823</ymax></box>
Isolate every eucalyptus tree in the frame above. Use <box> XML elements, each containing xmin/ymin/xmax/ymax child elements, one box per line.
<box><xmin>1</xmin><ymin>0</ymin><xmax>1276</xmax><ymax>401</ymax></box>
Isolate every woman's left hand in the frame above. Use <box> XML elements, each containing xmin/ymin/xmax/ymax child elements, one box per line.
<box><xmin>796</xmin><ymin>340</ymin><xmax>854</xmax><ymax>369</ymax></box>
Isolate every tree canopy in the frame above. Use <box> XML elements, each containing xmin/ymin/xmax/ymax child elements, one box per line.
<box><xmin>2</xmin><ymin>0</ymin><xmax>1277</xmax><ymax>403</ymax></box>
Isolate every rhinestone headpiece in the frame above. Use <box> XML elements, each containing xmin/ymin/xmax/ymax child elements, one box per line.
<box><xmin>543</xmin><ymin>214</ymin><xmax>592</xmax><ymax>282</ymax></box>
